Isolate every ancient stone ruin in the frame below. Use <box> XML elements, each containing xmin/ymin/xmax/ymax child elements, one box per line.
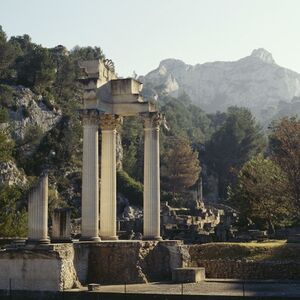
<box><xmin>0</xmin><ymin>59</ymin><xmax>197</xmax><ymax>292</ymax></box>
<box><xmin>79</xmin><ymin>59</ymin><xmax>163</xmax><ymax>241</ymax></box>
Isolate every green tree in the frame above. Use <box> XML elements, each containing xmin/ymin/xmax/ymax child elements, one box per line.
<box><xmin>161</xmin><ymin>136</ymin><xmax>201</xmax><ymax>196</ymax></box>
<box><xmin>206</xmin><ymin>107</ymin><xmax>265</xmax><ymax>200</ymax></box>
<box><xmin>228</xmin><ymin>155</ymin><xmax>292</xmax><ymax>233</ymax></box>
<box><xmin>15</xmin><ymin>45</ymin><xmax>56</xmax><ymax>91</ymax></box>
<box><xmin>70</xmin><ymin>46</ymin><xmax>105</xmax><ymax>61</ymax></box>
<box><xmin>121</xmin><ymin>117</ymin><xmax>144</xmax><ymax>180</ymax></box>
<box><xmin>0</xmin><ymin>184</ymin><xmax>27</xmax><ymax>237</ymax></box>
<box><xmin>0</xmin><ymin>26</ymin><xmax>19</xmax><ymax>81</ymax></box>
<box><xmin>269</xmin><ymin>117</ymin><xmax>300</xmax><ymax>209</ymax></box>
<box><xmin>117</xmin><ymin>170</ymin><xmax>143</xmax><ymax>207</ymax></box>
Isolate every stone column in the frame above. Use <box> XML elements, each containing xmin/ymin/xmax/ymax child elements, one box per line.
<box><xmin>99</xmin><ymin>114</ymin><xmax>122</xmax><ymax>240</ymax></box>
<box><xmin>28</xmin><ymin>174</ymin><xmax>50</xmax><ymax>244</ymax></box>
<box><xmin>81</xmin><ymin>109</ymin><xmax>100</xmax><ymax>241</ymax></box>
<box><xmin>143</xmin><ymin>112</ymin><xmax>162</xmax><ymax>240</ymax></box>
<box><xmin>51</xmin><ymin>208</ymin><xmax>72</xmax><ymax>243</ymax></box>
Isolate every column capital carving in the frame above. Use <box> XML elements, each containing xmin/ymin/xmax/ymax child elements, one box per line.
<box><xmin>100</xmin><ymin>114</ymin><xmax>123</xmax><ymax>130</ymax></box>
<box><xmin>142</xmin><ymin>112</ymin><xmax>163</xmax><ymax>129</ymax></box>
<box><xmin>80</xmin><ymin>109</ymin><xmax>100</xmax><ymax>126</ymax></box>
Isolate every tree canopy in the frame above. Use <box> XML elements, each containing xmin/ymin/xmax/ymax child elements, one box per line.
<box><xmin>206</xmin><ymin>106</ymin><xmax>265</xmax><ymax>199</ymax></box>
<box><xmin>228</xmin><ymin>155</ymin><xmax>292</xmax><ymax>232</ymax></box>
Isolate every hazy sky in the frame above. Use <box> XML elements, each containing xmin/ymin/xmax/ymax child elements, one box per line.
<box><xmin>1</xmin><ymin>0</ymin><xmax>300</xmax><ymax>77</ymax></box>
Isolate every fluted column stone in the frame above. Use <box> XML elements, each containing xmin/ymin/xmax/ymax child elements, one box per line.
<box><xmin>81</xmin><ymin>109</ymin><xmax>100</xmax><ymax>241</ymax></box>
<box><xmin>99</xmin><ymin>114</ymin><xmax>122</xmax><ymax>240</ymax></box>
<box><xmin>28</xmin><ymin>174</ymin><xmax>50</xmax><ymax>244</ymax></box>
<box><xmin>143</xmin><ymin>112</ymin><xmax>162</xmax><ymax>240</ymax></box>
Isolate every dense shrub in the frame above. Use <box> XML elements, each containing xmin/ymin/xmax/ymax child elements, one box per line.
<box><xmin>117</xmin><ymin>170</ymin><xmax>143</xmax><ymax>207</ymax></box>
<box><xmin>0</xmin><ymin>84</ymin><xmax>14</xmax><ymax>107</ymax></box>
<box><xmin>0</xmin><ymin>107</ymin><xmax>9</xmax><ymax>123</ymax></box>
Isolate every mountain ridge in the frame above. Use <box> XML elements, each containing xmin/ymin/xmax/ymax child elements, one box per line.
<box><xmin>141</xmin><ymin>48</ymin><xmax>300</xmax><ymax>123</ymax></box>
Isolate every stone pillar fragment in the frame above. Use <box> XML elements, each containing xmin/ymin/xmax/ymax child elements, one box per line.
<box><xmin>81</xmin><ymin>109</ymin><xmax>100</xmax><ymax>241</ymax></box>
<box><xmin>51</xmin><ymin>208</ymin><xmax>72</xmax><ymax>242</ymax></box>
<box><xmin>28</xmin><ymin>174</ymin><xmax>50</xmax><ymax>244</ymax></box>
<box><xmin>143</xmin><ymin>112</ymin><xmax>162</xmax><ymax>240</ymax></box>
<box><xmin>99</xmin><ymin>114</ymin><xmax>122</xmax><ymax>240</ymax></box>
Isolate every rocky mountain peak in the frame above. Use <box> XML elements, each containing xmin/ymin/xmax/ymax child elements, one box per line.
<box><xmin>250</xmin><ymin>48</ymin><xmax>275</xmax><ymax>64</ymax></box>
<box><xmin>158</xmin><ymin>58</ymin><xmax>186</xmax><ymax>70</ymax></box>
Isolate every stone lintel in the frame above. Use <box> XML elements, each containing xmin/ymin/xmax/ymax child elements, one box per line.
<box><xmin>97</xmin><ymin>101</ymin><xmax>156</xmax><ymax>116</ymax></box>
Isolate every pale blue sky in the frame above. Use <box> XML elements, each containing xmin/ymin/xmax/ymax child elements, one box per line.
<box><xmin>1</xmin><ymin>0</ymin><xmax>300</xmax><ymax>77</ymax></box>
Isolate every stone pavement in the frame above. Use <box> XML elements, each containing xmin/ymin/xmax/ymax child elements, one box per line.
<box><xmin>67</xmin><ymin>280</ymin><xmax>300</xmax><ymax>298</ymax></box>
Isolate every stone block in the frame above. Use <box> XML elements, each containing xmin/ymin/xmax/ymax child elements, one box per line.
<box><xmin>88</xmin><ymin>283</ymin><xmax>100</xmax><ymax>291</ymax></box>
<box><xmin>0</xmin><ymin>244</ymin><xmax>80</xmax><ymax>291</ymax></box>
<box><xmin>172</xmin><ymin>267</ymin><xmax>206</xmax><ymax>283</ymax></box>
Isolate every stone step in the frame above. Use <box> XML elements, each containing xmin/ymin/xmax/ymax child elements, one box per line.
<box><xmin>172</xmin><ymin>267</ymin><xmax>206</xmax><ymax>283</ymax></box>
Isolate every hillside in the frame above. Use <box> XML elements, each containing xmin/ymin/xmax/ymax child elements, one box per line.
<box><xmin>141</xmin><ymin>48</ymin><xmax>300</xmax><ymax>123</ymax></box>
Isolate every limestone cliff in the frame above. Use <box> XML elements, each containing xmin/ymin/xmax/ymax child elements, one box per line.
<box><xmin>142</xmin><ymin>49</ymin><xmax>300</xmax><ymax>123</ymax></box>
<box><xmin>5</xmin><ymin>86</ymin><xmax>62</xmax><ymax>140</ymax></box>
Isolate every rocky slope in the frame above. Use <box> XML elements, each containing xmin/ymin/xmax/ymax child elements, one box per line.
<box><xmin>141</xmin><ymin>49</ymin><xmax>300</xmax><ymax>123</ymax></box>
<box><xmin>5</xmin><ymin>86</ymin><xmax>62</xmax><ymax>140</ymax></box>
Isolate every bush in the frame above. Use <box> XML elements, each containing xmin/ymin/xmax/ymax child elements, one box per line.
<box><xmin>0</xmin><ymin>107</ymin><xmax>9</xmax><ymax>123</ymax></box>
<box><xmin>0</xmin><ymin>84</ymin><xmax>14</xmax><ymax>107</ymax></box>
<box><xmin>0</xmin><ymin>184</ymin><xmax>28</xmax><ymax>237</ymax></box>
<box><xmin>42</xmin><ymin>91</ymin><xmax>55</xmax><ymax>111</ymax></box>
<box><xmin>117</xmin><ymin>170</ymin><xmax>143</xmax><ymax>207</ymax></box>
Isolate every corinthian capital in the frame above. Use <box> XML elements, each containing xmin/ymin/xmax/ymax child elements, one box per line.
<box><xmin>81</xmin><ymin>109</ymin><xmax>100</xmax><ymax>126</ymax></box>
<box><xmin>100</xmin><ymin>114</ymin><xmax>123</xmax><ymax>130</ymax></box>
<box><xmin>143</xmin><ymin>112</ymin><xmax>163</xmax><ymax>129</ymax></box>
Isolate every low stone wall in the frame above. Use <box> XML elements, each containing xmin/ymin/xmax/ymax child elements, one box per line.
<box><xmin>0</xmin><ymin>240</ymin><xmax>189</xmax><ymax>291</ymax></box>
<box><xmin>0</xmin><ymin>244</ymin><xmax>80</xmax><ymax>291</ymax></box>
<box><xmin>87</xmin><ymin>240</ymin><xmax>190</xmax><ymax>284</ymax></box>
<box><xmin>193</xmin><ymin>259</ymin><xmax>300</xmax><ymax>280</ymax></box>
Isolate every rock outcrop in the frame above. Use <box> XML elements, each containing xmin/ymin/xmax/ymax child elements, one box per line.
<box><xmin>5</xmin><ymin>86</ymin><xmax>62</xmax><ymax>140</ymax></box>
<box><xmin>0</xmin><ymin>161</ymin><xmax>27</xmax><ymax>186</ymax></box>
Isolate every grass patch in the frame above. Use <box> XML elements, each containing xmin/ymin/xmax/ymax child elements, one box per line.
<box><xmin>189</xmin><ymin>241</ymin><xmax>300</xmax><ymax>262</ymax></box>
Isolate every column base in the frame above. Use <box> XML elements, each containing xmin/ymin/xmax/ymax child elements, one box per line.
<box><xmin>79</xmin><ymin>236</ymin><xmax>101</xmax><ymax>242</ymax></box>
<box><xmin>143</xmin><ymin>236</ymin><xmax>163</xmax><ymax>241</ymax></box>
<box><xmin>100</xmin><ymin>236</ymin><xmax>118</xmax><ymax>241</ymax></box>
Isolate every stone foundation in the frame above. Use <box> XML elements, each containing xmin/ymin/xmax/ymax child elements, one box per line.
<box><xmin>87</xmin><ymin>240</ymin><xmax>189</xmax><ymax>284</ymax></box>
<box><xmin>0</xmin><ymin>240</ymin><xmax>188</xmax><ymax>291</ymax></box>
<box><xmin>0</xmin><ymin>244</ymin><xmax>80</xmax><ymax>291</ymax></box>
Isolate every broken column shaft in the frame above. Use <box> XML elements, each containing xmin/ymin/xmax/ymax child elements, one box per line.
<box><xmin>27</xmin><ymin>174</ymin><xmax>50</xmax><ymax>244</ymax></box>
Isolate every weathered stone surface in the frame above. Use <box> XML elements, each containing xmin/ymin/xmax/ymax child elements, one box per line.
<box><xmin>0</xmin><ymin>244</ymin><xmax>80</xmax><ymax>291</ymax></box>
<box><xmin>6</xmin><ymin>86</ymin><xmax>61</xmax><ymax>140</ymax></box>
<box><xmin>87</xmin><ymin>240</ymin><xmax>187</xmax><ymax>284</ymax></box>
<box><xmin>73</xmin><ymin>243</ymin><xmax>91</xmax><ymax>284</ymax></box>
<box><xmin>172</xmin><ymin>267</ymin><xmax>205</xmax><ymax>283</ymax></box>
